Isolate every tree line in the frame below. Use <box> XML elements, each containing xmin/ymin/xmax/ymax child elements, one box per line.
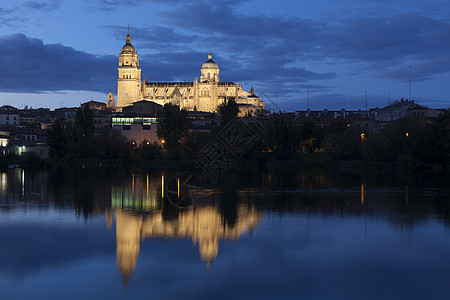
<box><xmin>47</xmin><ymin>102</ymin><xmax>450</xmax><ymax>166</ymax></box>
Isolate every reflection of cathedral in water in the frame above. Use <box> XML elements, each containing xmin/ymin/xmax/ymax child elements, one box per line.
<box><xmin>106</xmin><ymin>174</ymin><xmax>263</xmax><ymax>284</ymax></box>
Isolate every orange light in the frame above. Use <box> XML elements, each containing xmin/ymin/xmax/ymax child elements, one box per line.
<box><xmin>405</xmin><ymin>132</ymin><xmax>409</xmax><ymax>137</ymax></box>
<box><xmin>161</xmin><ymin>139</ymin><xmax>165</xmax><ymax>144</ymax></box>
<box><xmin>361</xmin><ymin>184</ymin><xmax>364</xmax><ymax>204</ymax></box>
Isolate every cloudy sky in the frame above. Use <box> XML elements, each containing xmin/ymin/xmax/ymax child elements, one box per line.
<box><xmin>0</xmin><ymin>0</ymin><xmax>449</xmax><ymax>111</ymax></box>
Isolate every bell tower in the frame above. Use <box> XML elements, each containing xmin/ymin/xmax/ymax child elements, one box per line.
<box><xmin>117</xmin><ymin>27</ymin><xmax>141</xmax><ymax>109</ymax></box>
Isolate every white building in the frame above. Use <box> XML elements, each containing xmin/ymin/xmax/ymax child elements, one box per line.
<box><xmin>115</xmin><ymin>30</ymin><xmax>264</xmax><ymax>115</ymax></box>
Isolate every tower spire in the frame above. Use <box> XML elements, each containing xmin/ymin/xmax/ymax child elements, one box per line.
<box><xmin>208</xmin><ymin>50</ymin><xmax>212</xmax><ymax>61</ymax></box>
<box><xmin>126</xmin><ymin>25</ymin><xmax>131</xmax><ymax>44</ymax></box>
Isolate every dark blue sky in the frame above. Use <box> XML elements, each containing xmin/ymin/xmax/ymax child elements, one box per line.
<box><xmin>0</xmin><ymin>0</ymin><xmax>449</xmax><ymax>111</ymax></box>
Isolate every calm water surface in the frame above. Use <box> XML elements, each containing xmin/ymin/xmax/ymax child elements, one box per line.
<box><xmin>0</xmin><ymin>167</ymin><xmax>449</xmax><ymax>299</ymax></box>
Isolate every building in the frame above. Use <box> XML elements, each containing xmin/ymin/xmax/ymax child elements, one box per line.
<box><xmin>112</xmin><ymin>101</ymin><xmax>162</xmax><ymax>145</ymax></box>
<box><xmin>81</xmin><ymin>100</ymin><xmax>107</xmax><ymax>111</ymax></box>
<box><xmin>115</xmin><ymin>29</ymin><xmax>264</xmax><ymax>115</ymax></box>
<box><xmin>373</xmin><ymin>99</ymin><xmax>441</xmax><ymax>123</ymax></box>
<box><xmin>0</xmin><ymin>106</ymin><xmax>19</xmax><ymax>127</ymax></box>
<box><xmin>274</xmin><ymin>109</ymin><xmax>379</xmax><ymax>131</ymax></box>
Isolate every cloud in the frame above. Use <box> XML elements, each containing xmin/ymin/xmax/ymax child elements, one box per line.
<box><xmin>23</xmin><ymin>0</ymin><xmax>61</xmax><ymax>11</ymax></box>
<box><xmin>0</xmin><ymin>33</ymin><xmax>116</xmax><ymax>93</ymax></box>
<box><xmin>82</xmin><ymin>0</ymin><xmax>189</xmax><ymax>12</ymax></box>
<box><xmin>323</xmin><ymin>14</ymin><xmax>450</xmax><ymax>63</ymax></box>
<box><xmin>0</xmin><ymin>7</ymin><xmax>26</xmax><ymax>28</ymax></box>
<box><xmin>3</xmin><ymin>0</ymin><xmax>450</xmax><ymax>110</ymax></box>
<box><xmin>107</xmin><ymin>25</ymin><xmax>200</xmax><ymax>51</ymax></box>
<box><xmin>89</xmin><ymin>0</ymin><xmax>139</xmax><ymax>12</ymax></box>
<box><xmin>160</xmin><ymin>1</ymin><xmax>450</xmax><ymax>79</ymax></box>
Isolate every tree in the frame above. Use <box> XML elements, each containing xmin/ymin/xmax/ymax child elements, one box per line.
<box><xmin>265</xmin><ymin>115</ymin><xmax>301</xmax><ymax>160</ymax></box>
<box><xmin>322</xmin><ymin>127</ymin><xmax>362</xmax><ymax>160</ymax></box>
<box><xmin>156</xmin><ymin>103</ymin><xmax>191</xmax><ymax>158</ymax></box>
<box><xmin>47</xmin><ymin>119</ymin><xmax>67</xmax><ymax>159</ymax></box>
<box><xmin>134</xmin><ymin>140</ymin><xmax>163</xmax><ymax>160</ymax></box>
<box><xmin>217</xmin><ymin>97</ymin><xmax>239</xmax><ymax>127</ymax></box>
<box><xmin>73</xmin><ymin>106</ymin><xmax>95</xmax><ymax>157</ymax></box>
<box><xmin>75</xmin><ymin>106</ymin><xmax>94</xmax><ymax>138</ymax></box>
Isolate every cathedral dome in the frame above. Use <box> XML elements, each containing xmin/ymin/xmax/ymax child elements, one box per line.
<box><xmin>122</xmin><ymin>43</ymin><xmax>135</xmax><ymax>53</ymax></box>
<box><xmin>121</xmin><ymin>28</ymin><xmax>136</xmax><ymax>53</ymax></box>
<box><xmin>201</xmin><ymin>51</ymin><xmax>218</xmax><ymax>69</ymax></box>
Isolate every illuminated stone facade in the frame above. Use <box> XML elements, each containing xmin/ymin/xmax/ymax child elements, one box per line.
<box><xmin>116</xmin><ymin>30</ymin><xmax>264</xmax><ymax>114</ymax></box>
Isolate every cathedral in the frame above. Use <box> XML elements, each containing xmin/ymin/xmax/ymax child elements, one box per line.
<box><xmin>110</xmin><ymin>29</ymin><xmax>264</xmax><ymax>114</ymax></box>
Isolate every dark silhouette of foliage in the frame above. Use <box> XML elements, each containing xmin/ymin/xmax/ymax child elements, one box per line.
<box><xmin>265</xmin><ymin>115</ymin><xmax>301</xmax><ymax>160</ymax></box>
<box><xmin>134</xmin><ymin>140</ymin><xmax>163</xmax><ymax>160</ymax></box>
<box><xmin>183</xmin><ymin>131</ymin><xmax>213</xmax><ymax>159</ymax></box>
<box><xmin>300</xmin><ymin>122</ymin><xmax>325</xmax><ymax>152</ymax></box>
<box><xmin>47</xmin><ymin>107</ymin><xmax>132</xmax><ymax>160</ymax></box>
<box><xmin>47</xmin><ymin>119</ymin><xmax>67</xmax><ymax>159</ymax></box>
<box><xmin>156</xmin><ymin>103</ymin><xmax>191</xmax><ymax>158</ymax></box>
<box><xmin>322</xmin><ymin>127</ymin><xmax>362</xmax><ymax>160</ymax></box>
<box><xmin>217</xmin><ymin>97</ymin><xmax>239</xmax><ymax>127</ymax></box>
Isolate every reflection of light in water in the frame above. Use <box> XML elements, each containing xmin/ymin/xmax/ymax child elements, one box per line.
<box><xmin>361</xmin><ymin>184</ymin><xmax>364</xmax><ymax>205</ymax></box>
<box><xmin>161</xmin><ymin>175</ymin><xmax>164</xmax><ymax>199</ymax></box>
<box><xmin>112</xmin><ymin>204</ymin><xmax>263</xmax><ymax>285</ymax></box>
<box><xmin>111</xmin><ymin>185</ymin><xmax>160</xmax><ymax>211</ymax></box>
<box><xmin>0</xmin><ymin>173</ymin><xmax>6</xmax><ymax>194</ymax></box>
<box><xmin>111</xmin><ymin>174</ymin><xmax>162</xmax><ymax>211</ymax></box>
<box><xmin>177</xmin><ymin>177</ymin><xmax>180</xmax><ymax>199</ymax></box>
<box><xmin>21</xmin><ymin>169</ymin><xmax>25</xmax><ymax>196</ymax></box>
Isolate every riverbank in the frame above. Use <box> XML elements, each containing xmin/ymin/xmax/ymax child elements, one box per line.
<box><xmin>1</xmin><ymin>152</ymin><xmax>448</xmax><ymax>177</ymax></box>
